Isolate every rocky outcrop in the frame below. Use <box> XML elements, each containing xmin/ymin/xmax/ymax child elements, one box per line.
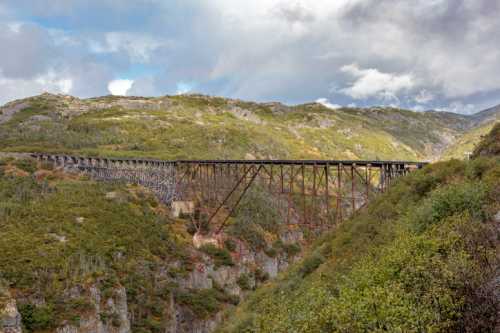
<box><xmin>57</xmin><ymin>285</ymin><xmax>130</xmax><ymax>333</ymax></box>
<box><xmin>167</xmin><ymin>301</ymin><xmax>221</xmax><ymax>333</ymax></box>
<box><xmin>0</xmin><ymin>291</ymin><xmax>22</xmax><ymax>333</ymax></box>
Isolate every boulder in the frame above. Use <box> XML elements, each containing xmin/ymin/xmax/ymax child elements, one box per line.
<box><xmin>171</xmin><ymin>201</ymin><xmax>195</xmax><ymax>218</ymax></box>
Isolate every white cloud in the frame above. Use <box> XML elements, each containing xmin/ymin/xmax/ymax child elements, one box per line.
<box><xmin>0</xmin><ymin>72</ymin><xmax>73</xmax><ymax>105</ymax></box>
<box><xmin>176</xmin><ymin>82</ymin><xmax>194</xmax><ymax>95</ymax></box>
<box><xmin>90</xmin><ymin>32</ymin><xmax>167</xmax><ymax>63</ymax></box>
<box><xmin>108</xmin><ymin>79</ymin><xmax>134</xmax><ymax>96</ymax></box>
<box><xmin>1</xmin><ymin>0</ymin><xmax>500</xmax><ymax>114</ymax></box>
<box><xmin>339</xmin><ymin>63</ymin><xmax>414</xmax><ymax>100</ymax></box>
<box><xmin>315</xmin><ymin>98</ymin><xmax>341</xmax><ymax>109</ymax></box>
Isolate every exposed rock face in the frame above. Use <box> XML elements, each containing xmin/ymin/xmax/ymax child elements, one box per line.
<box><xmin>57</xmin><ymin>285</ymin><xmax>130</xmax><ymax>333</ymax></box>
<box><xmin>180</xmin><ymin>262</ymin><xmax>214</xmax><ymax>290</ymax></box>
<box><xmin>225</xmin><ymin>107</ymin><xmax>264</xmax><ymax>124</ymax></box>
<box><xmin>168</xmin><ymin>303</ymin><xmax>222</xmax><ymax>333</ymax></box>
<box><xmin>0</xmin><ymin>295</ymin><xmax>22</xmax><ymax>333</ymax></box>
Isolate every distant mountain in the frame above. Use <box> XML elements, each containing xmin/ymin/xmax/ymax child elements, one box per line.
<box><xmin>0</xmin><ymin>93</ymin><xmax>499</xmax><ymax>161</ymax></box>
<box><xmin>470</xmin><ymin>104</ymin><xmax>500</xmax><ymax>125</ymax></box>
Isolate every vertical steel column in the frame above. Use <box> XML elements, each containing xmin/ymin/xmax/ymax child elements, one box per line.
<box><xmin>337</xmin><ymin>163</ymin><xmax>343</xmax><ymax>224</ymax></box>
<box><xmin>325</xmin><ymin>163</ymin><xmax>330</xmax><ymax>218</ymax></box>
<box><xmin>351</xmin><ymin>164</ymin><xmax>356</xmax><ymax>213</ymax></box>
<box><xmin>301</xmin><ymin>164</ymin><xmax>306</xmax><ymax>225</ymax></box>
<box><xmin>287</xmin><ymin>165</ymin><xmax>294</xmax><ymax>225</ymax></box>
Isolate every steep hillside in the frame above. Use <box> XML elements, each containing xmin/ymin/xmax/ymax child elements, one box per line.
<box><xmin>472</xmin><ymin>122</ymin><xmax>500</xmax><ymax>158</ymax></box>
<box><xmin>1</xmin><ymin>93</ymin><xmax>496</xmax><ymax>161</ymax></box>
<box><xmin>218</xmin><ymin>128</ymin><xmax>500</xmax><ymax>332</ymax></box>
<box><xmin>0</xmin><ymin>155</ymin><xmax>305</xmax><ymax>333</ymax></box>
<box><xmin>442</xmin><ymin>121</ymin><xmax>499</xmax><ymax>159</ymax></box>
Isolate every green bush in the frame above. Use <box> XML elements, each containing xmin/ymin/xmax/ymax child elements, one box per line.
<box><xmin>19</xmin><ymin>303</ymin><xmax>55</xmax><ymax>332</ymax></box>
<box><xmin>224</xmin><ymin>239</ymin><xmax>237</xmax><ymax>252</ymax></box>
<box><xmin>298</xmin><ymin>253</ymin><xmax>324</xmax><ymax>277</ymax></box>
<box><xmin>219</xmin><ymin>156</ymin><xmax>500</xmax><ymax>333</ymax></box>
<box><xmin>412</xmin><ymin>182</ymin><xmax>488</xmax><ymax>232</ymax></box>
<box><xmin>254</xmin><ymin>268</ymin><xmax>269</xmax><ymax>283</ymax></box>
<box><xmin>237</xmin><ymin>274</ymin><xmax>253</xmax><ymax>291</ymax></box>
<box><xmin>174</xmin><ymin>289</ymin><xmax>220</xmax><ymax>319</ymax></box>
<box><xmin>199</xmin><ymin>244</ymin><xmax>234</xmax><ymax>267</ymax></box>
<box><xmin>228</xmin><ymin>221</ymin><xmax>267</xmax><ymax>251</ymax></box>
<box><xmin>263</xmin><ymin>246</ymin><xmax>278</xmax><ymax>258</ymax></box>
<box><xmin>282</xmin><ymin>243</ymin><xmax>301</xmax><ymax>257</ymax></box>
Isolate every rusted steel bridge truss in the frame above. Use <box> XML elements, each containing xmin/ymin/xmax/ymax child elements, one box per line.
<box><xmin>32</xmin><ymin>154</ymin><xmax>426</xmax><ymax>232</ymax></box>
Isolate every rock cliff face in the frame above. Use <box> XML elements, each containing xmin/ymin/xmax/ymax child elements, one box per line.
<box><xmin>2</xmin><ymin>230</ymin><xmax>299</xmax><ymax>333</ymax></box>
<box><xmin>47</xmin><ymin>242</ymin><xmax>299</xmax><ymax>333</ymax></box>
<box><xmin>56</xmin><ymin>286</ymin><xmax>130</xmax><ymax>333</ymax></box>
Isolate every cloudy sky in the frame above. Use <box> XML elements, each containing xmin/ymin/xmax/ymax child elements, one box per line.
<box><xmin>0</xmin><ymin>0</ymin><xmax>499</xmax><ymax>113</ymax></box>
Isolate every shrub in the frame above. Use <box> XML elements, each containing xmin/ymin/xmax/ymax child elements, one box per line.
<box><xmin>412</xmin><ymin>182</ymin><xmax>488</xmax><ymax>232</ymax></box>
<box><xmin>174</xmin><ymin>289</ymin><xmax>220</xmax><ymax>319</ymax></box>
<box><xmin>224</xmin><ymin>239</ymin><xmax>237</xmax><ymax>252</ymax></box>
<box><xmin>465</xmin><ymin>157</ymin><xmax>496</xmax><ymax>180</ymax></box>
<box><xmin>214</xmin><ymin>289</ymin><xmax>240</xmax><ymax>306</ymax></box>
<box><xmin>472</xmin><ymin>122</ymin><xmax>500</xmax><ymax>157</ymax></box>
<box><xmin>228</xmin><ymin>221</ymin><xmax>267</xmax><ymax>251</ymax></box>
<box><xmin>19</xmin><ymin>303</ymin><xmax>55</xmax><ymax>332</ymax></box>
<box><xmin>237</xmin><ymin>273</ymin><xmax>253</xmax><ymax>291</ymax></box>
<box><xmin>254</xmin><ymin>268</ymin><xmax>269</xmax><ymax>283</ymax></box>
<box><xmin>263</xmin><ymin>246</ymin><xmax>278</xmax><ymax>258</ymax></box>
<box><xmin>282</xmin><ymin>243</ymin><xmax>301</xmax><ymax>257</ymax></box>
<box><xmin>198</xmin><ymin>244</ymin><xmax>234</xmax><ymax>267</ymax></box>
<box><xmin>298</xmin><ymin>253</ymin><xmax>324</xmax><ymax>277</ymax></box>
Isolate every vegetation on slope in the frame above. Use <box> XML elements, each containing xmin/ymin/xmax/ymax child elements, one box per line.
<box><xmin>472</xmin><ymin>122</ymin><xmax>500</xmax><ymax>158</ymax></box>
<box><xmin>0</xmin><ymin>155</ymin><xmax>306</xmax><ymax>332</ymax></box>
<box><xmin>218</xmin><ymin>132</ymin><xmax>500</xmax><ymax>332</ymax></box>
<box><xmin>0</xmin><ymin>157</ymin><xmax>238</xmax><ymax>332</ymax></box>
<box><xmin>1</xmin><ymin>93</ymin><xmax>490</xmax><ymax>161</ymax></box>
<box><xmin>442</xmin><ymin>121</ymin><xmax>499</xmax><ymax>160</ymax></box>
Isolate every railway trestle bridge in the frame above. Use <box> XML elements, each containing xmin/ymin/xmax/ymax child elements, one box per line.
<box><xmin>32</xmin><ymin>153</ymin><xmax>427</xmax><ymax>233</ymax></box>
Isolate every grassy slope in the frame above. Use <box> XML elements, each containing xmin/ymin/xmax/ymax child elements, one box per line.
<box><xmin>0</xmin><ymin>157</ymin><xmax>301</xmax><ymax>332</ymax></box>
<box><xmin>473</xmin><ymin>122</ymin><xmax>500</xmax><ymax>158</ymax></box>
<box><xmin>0</xmin><ymin>158</ymin><xmax>201</xmax><ymax>332</ymax></box>
<box><xmin>217</xmin><ymin>130</ymin><xmax>500</xmax><ymax>332</ymax></box>
<box><xmin>442</xmin><ymin>121</ymin><xmax>499</xmax><ymax>159</ymax></box>
<box><xmin>0</xmin><ymin>94</ymin><xmax>476</xmax><ymax>161</ymax></box>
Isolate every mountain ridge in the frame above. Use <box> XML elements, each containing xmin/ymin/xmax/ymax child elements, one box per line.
<box><xmin>0</xmin><ymin>93</ymin><xmax>499</xmax><ymax>161</ymax></box>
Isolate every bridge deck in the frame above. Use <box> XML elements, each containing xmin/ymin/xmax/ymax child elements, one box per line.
<box><xmin>31</xmin><ymin>153</ymin><xmax>428</xmax><ymax>167</ymax></box>
<box><xmin>31</xmin><ymin>152</ymin><xmax>429</xmax><ymax>232</ymax></box>
<box><xmin>176</xmin><ymin>159</ymin><xmax>427</xmax><ymax>167</ymax></box>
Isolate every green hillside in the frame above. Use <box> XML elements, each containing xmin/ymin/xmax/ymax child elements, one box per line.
<box><xmin>218</xmin><ymin>128</ymin><xmax>500</xmax><ymax>332</ymax></box>
<box><xmin>472</xmin><ymin>122</ymin><xmax>500</xmax><ymax>158</ymax></box>
<box><xmin>442</xmin><ymin>121</ymin><xmax>499</xmax><ymax>160</ymax></box>
<box><xmin>1</xmin><ymin>97</ymin><xmax>499</xmax><ymax>333</ymax></box>
<box><xmin>1</xmin><ymin>93</ymin><xmax>492</xmax><ymax>161</ymax></box>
